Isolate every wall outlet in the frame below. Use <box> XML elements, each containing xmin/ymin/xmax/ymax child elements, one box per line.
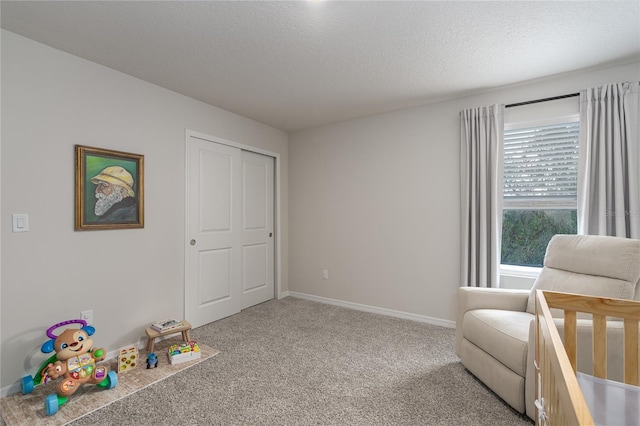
<box><xmin>81</xmin><ymin>310</ymin><xmax>94</xmax><ymax>325</ymax></box>
<box><xmin>322</xmin><ymin>269</ymin><xmax>329</xmax><ymax>280</ymax></box>
<box><xmin>11</xmin><ymin>213</ymin><xmax>29</xmax><ymax>233</ymax></box>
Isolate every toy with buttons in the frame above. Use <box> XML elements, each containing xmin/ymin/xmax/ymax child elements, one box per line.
<box><xmin>21</xmin><ymin>319</ymin><xmax>118</xmax><ymax>416</ymax></box>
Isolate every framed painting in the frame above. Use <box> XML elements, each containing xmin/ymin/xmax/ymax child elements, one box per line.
<box><xmin>75</xmin><ymin>145</ymin><xmax>144</xmax><ymax>230</ymax></box>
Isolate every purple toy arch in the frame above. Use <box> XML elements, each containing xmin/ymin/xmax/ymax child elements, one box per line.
<box><xmin>46</xmin><ymin>319</ymin><xmax>87</xmax><ymax>340</ymax></box>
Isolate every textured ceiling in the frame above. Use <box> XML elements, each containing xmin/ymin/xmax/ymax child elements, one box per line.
<box><xmin>2</xmin><ymin>1</ymin><xmax>639</xmax><ymax>132</ymax></box>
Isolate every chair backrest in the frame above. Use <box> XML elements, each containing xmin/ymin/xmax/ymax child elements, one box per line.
<box><xmin>525</xmin><ymin>234</ymin><xmax>640</xmax><ymax>314</ymax></box>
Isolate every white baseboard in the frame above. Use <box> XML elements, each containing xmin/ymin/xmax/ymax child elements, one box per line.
<box><xmin>286</xmin><ymin>292</ymin><xmax>455</xmax><ymax>329</ymax></box>
<box><xmin>277</xmin><ymin>290</ymin><xmax>290</xmax><ymax>299</ymax></box>
<box><xmin>3</xmin><ymin>380</ymin><xmax>24</xmax><ymax>398</ymax></box>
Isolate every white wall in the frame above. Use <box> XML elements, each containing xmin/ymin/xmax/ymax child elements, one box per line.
<box><xmin>2</xmin><ymin>27</ymin><xmax>638</xmax><ymax>395</ymax></box>
<box><xmin>0</xmin><ymin>31</ymin><xmax>289</xmax><ymax>392</ymax></box>
<box><xmin>288</xmin><ymin>60</ymin><xmax>640</xmax><ymax>324</ymax></box>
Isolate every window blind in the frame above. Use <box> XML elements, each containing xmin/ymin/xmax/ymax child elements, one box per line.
<box><xmin>503</xmin><ymin>121</ymin><xmax>579</xmax><ymax>209</ymax></box>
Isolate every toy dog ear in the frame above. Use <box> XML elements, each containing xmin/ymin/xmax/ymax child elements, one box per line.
<box><xmin>82</xmin><ymin>326</ymin><xmax>95</xmax><ymax>336</ymax></box>
<box><xmin>41</xmin><ymin>340</ymin><xmax>55</xmax><ymax>354</ymax></box>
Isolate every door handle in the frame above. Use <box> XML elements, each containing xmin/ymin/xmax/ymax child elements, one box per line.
<box><xmin>269</xmin><ymin>233</ymin><xmax>273</xmax><ymax>237</ymax></box>
<box><xmin>190</xmin><ymin>239</ymin><xmax>196</xmax><ymax>246</ymax></box>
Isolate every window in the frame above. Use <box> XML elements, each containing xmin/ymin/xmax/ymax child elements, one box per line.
<box><xmin>501</xmin><ymin>118</ymin><xmax>580</xmax><ymax>267</ymax></box>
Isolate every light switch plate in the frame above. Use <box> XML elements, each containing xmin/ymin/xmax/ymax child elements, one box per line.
<box><xmin>12</xmin><ymin>213</ymin><xmax>29</xmax><ymax>232</ymax></box>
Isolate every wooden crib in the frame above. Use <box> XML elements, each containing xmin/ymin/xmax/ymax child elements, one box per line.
<box><xmin>534</xmin><ymin>290</ymin><xmax>640</xmax><ymax>425</ymax></box>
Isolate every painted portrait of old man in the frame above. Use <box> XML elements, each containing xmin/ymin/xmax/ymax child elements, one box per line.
<box><xmin>75</xmin><ymin>145</ymin><xmax>144</xmax><ymax>230</ymax></box>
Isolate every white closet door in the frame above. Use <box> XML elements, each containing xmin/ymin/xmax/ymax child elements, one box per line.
<box><xmin>187</xmin><ymin>136</ymin><xmax>274</xmax><ymax>328</ymax></box>
<box><xmin>241</xmin><ymin>151</ymin><xmax>274</xmax><ymax>309</ymax></box>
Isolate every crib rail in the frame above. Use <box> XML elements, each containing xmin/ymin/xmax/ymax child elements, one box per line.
<box><xmin>534</xmin><ymin>290</ymin><xmax>640</xmax><ymax>425</ymax></box>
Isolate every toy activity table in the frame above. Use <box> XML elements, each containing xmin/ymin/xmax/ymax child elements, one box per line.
<box><xmin>144</xmin><ymin>320</ymin><xmax>192</xmax><ymax>353</ymax></box>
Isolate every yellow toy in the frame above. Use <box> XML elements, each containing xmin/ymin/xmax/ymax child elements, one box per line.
<box><xmin>118</xmin><ymin>346</ymin><xmax>138</xmax><ymax>373</ymax></box>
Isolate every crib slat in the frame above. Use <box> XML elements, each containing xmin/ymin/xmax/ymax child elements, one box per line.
<box><xmin>564</xmin><ymin>310</ymin><xmax>577</xmax><ymax>373</ymax></box>
<box><xmin>593</xmin><ymin>314</ymin><xmax>607</xmax><ymax>379</ymax></box>
<box><xmin>624</xmin><ymin>319</ymin><xmax>639</xmax><ymax>385</ymax></box>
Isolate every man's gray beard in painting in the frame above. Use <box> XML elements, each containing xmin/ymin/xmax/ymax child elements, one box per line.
<box><xmin>94</xmin><ymin>189</ymin><xmax>124</xmax><ymax>216</ymax></box>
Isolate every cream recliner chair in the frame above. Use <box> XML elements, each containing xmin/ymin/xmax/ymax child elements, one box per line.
<box><xmin>456</xmin><ymin>234</ymin><xmax>640</xmax><ymax>419</ymax></box>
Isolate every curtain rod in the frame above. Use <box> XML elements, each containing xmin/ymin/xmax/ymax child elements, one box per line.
<box><xmin>505</xmin><ymin>92</ymin><xmax>580</xmax><ymax>108</ymax></box>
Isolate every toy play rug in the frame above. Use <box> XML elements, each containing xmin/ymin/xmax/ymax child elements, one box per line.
<box><xmin>0</xmin><ymin>340</ymin><xmax>219</xmax><ymax>426</ymax></box>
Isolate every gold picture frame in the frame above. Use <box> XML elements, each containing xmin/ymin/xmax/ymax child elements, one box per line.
<box><xmin>75</xmin><ymin>145</ymin><xmax>144</xmax><ymax>230</ymax></box>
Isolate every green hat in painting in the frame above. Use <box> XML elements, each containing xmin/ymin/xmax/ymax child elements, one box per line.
<box><xmin>91</xmin><ymin>166</ymin><xmax>135</xmax><ymax>197</ymax></box>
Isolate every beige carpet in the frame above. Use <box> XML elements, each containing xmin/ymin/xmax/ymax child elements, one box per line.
<box><xmin>0</xmin><ymin>339</ymin><xmax>219</xmax><ymax>426</ymax></box>
<box><xmin>67</xmin><ymin>298</ymin><xmax>532</xmax><ymax>425</ymax></box>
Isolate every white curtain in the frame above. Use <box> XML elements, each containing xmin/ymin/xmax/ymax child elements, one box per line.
<box><xmin>460</xmin><ymin>105</ymin><xmax>504</xmax><ymax>287</ymax></box>
<box><xmin>578</xmin><ymin>81</ymin><xmax>640</xmax><ymax>238</ymax></box>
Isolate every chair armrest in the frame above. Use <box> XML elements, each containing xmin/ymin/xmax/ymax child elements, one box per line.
<box><xmin>458</xmin><ymin>287</ymin><xmax>530</xmax><ymax>313</ymax></box>
<box><xmin>456</xmin><ymin>287</ymin><xmax>530</xmax><ymax>356</ymax></box>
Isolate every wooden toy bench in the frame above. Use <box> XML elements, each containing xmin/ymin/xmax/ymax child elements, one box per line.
<box><xmin>144</xmin><ymin>320</ymin><xmax>192</xmax><ymax>353</ymax></box>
